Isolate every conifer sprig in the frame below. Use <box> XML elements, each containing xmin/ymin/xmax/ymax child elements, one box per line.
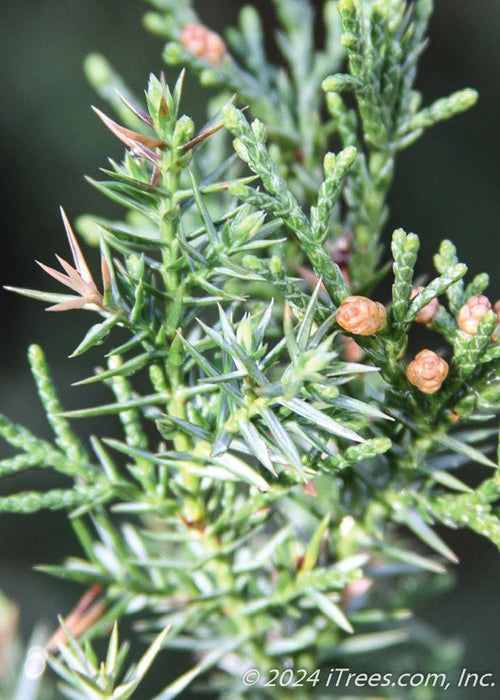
<box><xmin>0</xmin><ymin>1</ymin><xmax>497</xmax><ymax>698</ymax></box>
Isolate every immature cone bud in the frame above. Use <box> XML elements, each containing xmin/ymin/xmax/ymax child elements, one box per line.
<box><xmin>406</xmin><ymin>349</ymin><xmax>449</xmax><ymax>394</ymax></box>
<box><xmin>180</xmin><ymin>24</ymin><xmax>227</xmax><ymax>65</ymax></box>
<box><xmin>336</xmin><ymin>296</ymin><xmax>387</xmax><ymax>336</ymax></box>
<box><xmin>410</xmin><ymin>286</ymin><xmax>439</xmax><ymax>324</ymax></box>
<box><xmin>457</xmin><ymin>294</ymin><xmax>491</xmax><ymax>335</ymax></box>
<box><xmin>490</xmin><ymin>300</ymin><xmax>500</xmax><ymax>342</ymax></box>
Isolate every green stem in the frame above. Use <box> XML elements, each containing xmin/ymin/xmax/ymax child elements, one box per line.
<box><xmin>205</xmin><ymin>533</ymin><xmax>271</xmax><ymax>672</ymax></box>
<box><xmin>158</xmin><ymin>150</ymin><xmax>205</xmax><ymax>523</ymax></box>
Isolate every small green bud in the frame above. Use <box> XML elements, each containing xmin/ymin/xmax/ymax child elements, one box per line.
<box><xmin>344</xmin><ymin>437</ymin><xmax>392</xmax><ymax>463</ymax></box>
<box><xmin>149</xmin><ymin>364</ymin><xmax>168</xmax><ymax>393</ymax></box>
<box><xmin>83</xmin><ymin>53</ymin><xmax>112</xmax><ymax>88</ymax></box>
<box><xmin>338</xmin><ymin>146</ymin><xmax>357</xmax><ymax>169</ymax></box>
<box><xmin>231</xmin><ymin>211</ymin><xmax>266</xmax><ymax>244</ymax></box>
<box><xmin>392</xmin><ymin>228</ymin><xmax>420</xmax><ymax>257</ymax></box>
<box><xmin>322</xmin><ymin>74</ymin><xmax>358</xmax><ymax>93</ymax></box>
<box><xmin>453</xmin><ymin>88</ymin><xmax>478</xmax><ymax>110</ymax></box>
<box><xmin>147</xmin><ymin>73</ymin><xmax>172</xmax><ymax>130</ymax></box>
<box><xmin>338</xmin><ymin>0</ymin><xmax>355</xmax><ymax>16</ymax></box>
<box><xmin>297</xmin><ymin>350</ymin><xmax>333</xmax><ymax>375</ymax></box>
<box><xmin>269</xmin><ymin>256</ymin><xmax>282</xmax><ymax>275</ymax></box>
<box><xmin>323</xmin><ymin>152</ymin><xmax>337</xmax><ymax>176</ymax></box>
<box><xmin>322</xmin><ymin>75</ymin><xmax>339</xmax><ymax>92</ymax></box>
<box><xmin>251</xmin><ymin>119</ymin><xmax>266</xmax><ymax>143</ymax></box>
<box><xmin>326</xmin><ymin>92</ymin><xmax>343</xmax><ymax>113</ymax></box>
<box><xmin>434</xmin><ymin>239</ymin><xmax>457</xmax><ymax>274</ymax></box>
<box><xmin>223</xmin><ymin>103</ymin><xmax>243</xmax><ymax>132</ymax></box>
<box><xmin>318</xmin><ymin>385</ymin><xmax>339</xmax><ymax>400</ymax></box>
<box><xmin>173</xmin><ymin>115</ymin><xmax>195</xmax><ymax>146</ymax></box>
<box><xmin>240</xmin><ymin>5</ymin><xmax>261</xmax><ymax>30</ymax></box>
<box><xmin>75</xmin><ymin>215</ymin><xmax>101</xmax><ymax>247</ymax></box>
<box><xmin>108</xmin><ymin>354</ymin><xmax>122</xmax><ymax>372</ymax></box>
<box><xmin>166</xmin><ymin>333</ymin><xmax>185</xmax><ymax>370</ymax></box>
<box><xmin>340</xmin><ymin>32</ymin><xmax>358</xmax><ymax>49</ymax></box>
<box><xmin>163</xmin><ymin>43</ymin><xmax>184</xmax><ymax>64</ymax></box>
<box><xmin>143</xmin><ymin>12</ymin><xmax>171</xmax><ymax>37</ymax></box>
<box><xmin>229</xmin><ymin>181</ymin><xmax>249</xmax><ymax>198</ymax></box>
<box><xmin>236</xmin><ymin>316</ymin><xmax>254</xmax><ymax>355</ymax></box>
<box><xmin>233</xmin><ymin>138</ymin><xmax>250</xmax><ymax>162</ymax></box>
<box><xmin>242</xmin><ymin>254</ymin><xmax>260</xmax><ymax>270</ymax></box>
<box><xmin>200</xmin><ymin>69</ymin><xmax>218</xmax><ymax>86</ymax></box>
<box><xmin>466</xmin><ymin>273</ymin><xmax>490</xmax><ymax>298</ymax></box>
<box><xmin>126</xmin><ymin>254</ymin><xmax>144</xmax><ymax>280</ymax></box>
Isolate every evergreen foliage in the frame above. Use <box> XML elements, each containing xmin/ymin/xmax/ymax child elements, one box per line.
<box><xmin>1</xmin><ymin>1</ymin><xmax>498</xmax><ymax>697</ymax></box>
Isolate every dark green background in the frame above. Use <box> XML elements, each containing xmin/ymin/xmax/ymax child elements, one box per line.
<box><xmin>1</xmin><ymin>1</ymin><xmax>499</xmax><ymax>696</ymax></box>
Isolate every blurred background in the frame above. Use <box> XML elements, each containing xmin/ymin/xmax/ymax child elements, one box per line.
<box><xmin>0</xmin><ymin>0</ymin><xmax>499</xmax><ymax>696</ymax></box>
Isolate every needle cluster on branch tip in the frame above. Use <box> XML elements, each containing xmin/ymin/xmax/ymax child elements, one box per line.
<box><xmin>36</xmin><ymin>208</ymin><xmax>110</xmax><ymax>312</ymax></box>
<box><xmin>46</xmin><ymin>585</ymin><xmax>105</xmax><ymax>653</ymax></box>
<box><xmin>92</xmin><ymin>107</ymin><xmax>165</xmax><ymax>164</ymax></box>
